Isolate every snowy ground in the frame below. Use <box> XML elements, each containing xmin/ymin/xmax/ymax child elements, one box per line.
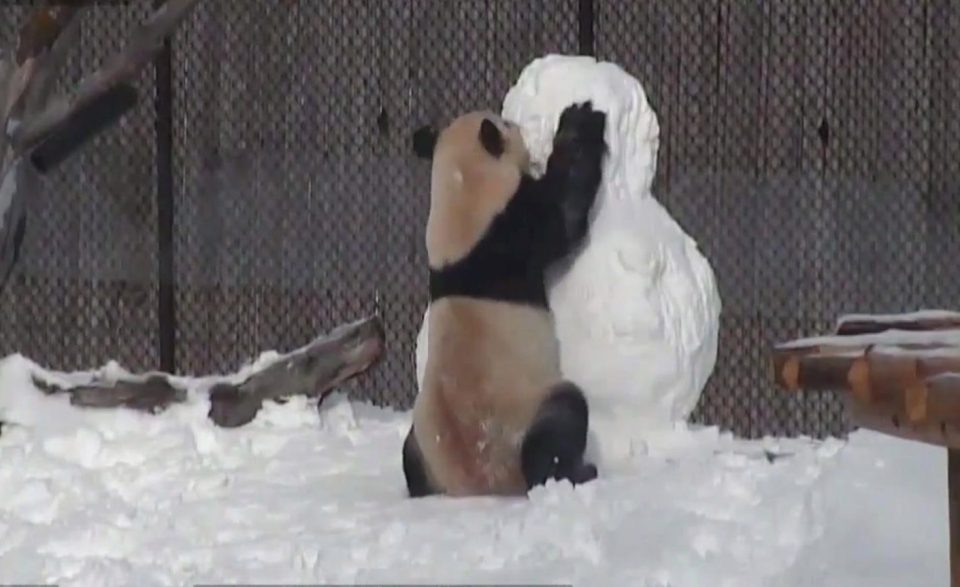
<box><xmin>0</xmin><ymin>354</ymin><xmax>947</xmax><ymax>587</ymax></box>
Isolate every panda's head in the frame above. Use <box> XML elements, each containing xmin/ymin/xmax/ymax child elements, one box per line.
<box><xmin>416</xmin><ymin>111</ymin><xmax>530</xmax><ymax>269</ymax></box>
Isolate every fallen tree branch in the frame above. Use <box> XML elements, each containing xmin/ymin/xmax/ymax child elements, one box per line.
<box><xmin>10</xmin><ymin>0</ymin><xmax>202</xmax><ymax>156</ymax></box>
<box><xmin>29</xmin><ymin>81</ymin><xmax>138</xmax><ymax>173</ymax></box>
<box><xmin>0</xmin><ymin>159</ymin><xmax>28</xmax><ymax>292</ymax></box>
<box><xmin>207</xmin><ymin>315</ymin><xmax>386</xmax><ymax>427</ymax></box>
<box><xmin>0</xmin><ymin>3</ymin><xmax>88</xmax><ymax>293</ymax></box>
<box><xmin>33</xmin><ymin>373</ymin><xmax>186</xmax><ymax>413</ymax></box>
<box><xmin>1</xmin><ymin>4</ymin><xmax>84</xmax><ymax>182</ymax></box>
<box><xmin>2</xmin><ymin>4</ymin><xmax>82</xmax><ymax>125</ymax></box>
<box><xmin>31</xmin><ymin>315</ymin><xmax>386</xmax><ymax>428</ymax></box>
<box><xmin>17</xmin><ymin>3</ymin><xmax>86</xmax><ymax>123</ymax></box>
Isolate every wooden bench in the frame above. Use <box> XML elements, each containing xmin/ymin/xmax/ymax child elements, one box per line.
<box><xmin>773</xmin><ymin>310</ymin><xmax>960</xmax><ymax>586</ymax></box>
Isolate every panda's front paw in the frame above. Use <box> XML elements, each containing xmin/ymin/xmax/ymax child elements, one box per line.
<box><xmin>555</xmin><ymin>101</ymin><xmax>607</xmax><ymax>152</ymax></box>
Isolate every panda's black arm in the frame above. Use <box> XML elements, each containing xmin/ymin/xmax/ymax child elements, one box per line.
<box><xmin>430</xmin><ymin>104</ymin><xmax>606</xmax><ymax>307</ymax></box>
<box><xmin>528</xmin><ymin>102</ymin><xmax>607</xmax><ymax>266</ymax></box>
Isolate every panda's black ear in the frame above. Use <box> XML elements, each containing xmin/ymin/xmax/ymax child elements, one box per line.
<box><xmin>479</xmin><ymin>119</ymin><xmax>504</xmax><ymax>158</ymax></box>
<box><xmin>412</xmin><ymin>125</ymin><xmax>438</xmax><ymax>160</ymax></box>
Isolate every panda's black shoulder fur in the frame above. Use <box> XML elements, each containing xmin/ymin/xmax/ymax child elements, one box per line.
<box><xmin>428</xmin><ymin>174</ymin><xmax>552</xmax><ymax>308</ymax></box>
<box><xmin>428</xmin><ymin>103</ymin><xmax>608</xmax><ymax>309</ymax></box>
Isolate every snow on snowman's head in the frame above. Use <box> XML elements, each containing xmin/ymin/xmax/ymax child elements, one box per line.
<box><xmin>502</xmin><ymin>54</ymin><xmax>660</xmax><ymax>195</ymax></box>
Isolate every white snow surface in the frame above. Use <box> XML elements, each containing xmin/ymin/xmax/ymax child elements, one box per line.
<box><xmin>0</xmin><ymin>354</ymin><xmax>948</xmax><ymax>586</ymax></box>
<box><xmin>417</xmin><ymin>54</ymin><xmax>722</xmax><ymax>466</ymax></box>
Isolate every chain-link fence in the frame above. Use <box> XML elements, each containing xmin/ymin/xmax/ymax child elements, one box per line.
<box><xmin>1</xmin><ymin>0</ymin><xmax>957</xmax><ymax>440</ymax></box>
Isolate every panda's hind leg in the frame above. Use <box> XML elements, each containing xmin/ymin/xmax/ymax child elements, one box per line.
<box><xmin>520</xmin><ymin>381</ymin><xmax>598</xmax><ymax>490</ymax></box>
<box><xmin>402</xmin><ymin>425</ymin><xmax>437</xmax><ymax>498</ymax></box>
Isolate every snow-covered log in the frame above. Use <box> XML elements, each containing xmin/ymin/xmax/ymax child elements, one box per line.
<box><xmin>31</xmin><ymin>315</ymin><xmax>385</xmax><ymax>428</ymax></box>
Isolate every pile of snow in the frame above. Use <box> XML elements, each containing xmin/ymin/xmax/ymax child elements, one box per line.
<box><xmin>0</xmin><ymin>354</ymin><xmax>947</xmax><ymax>586</ymax></box>
<box><xmin>417</xmin><ymin>55</ymin><xmax>722</xmax><ymax>467</ymax></box>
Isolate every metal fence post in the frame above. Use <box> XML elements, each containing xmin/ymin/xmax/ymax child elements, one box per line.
<box><xmin>579</xmin><ymin>0</ymin><xmax>595</xmax><ymax>56</ymax></box>
<box><xmin>154</xmin><ymin>2</ymin><xmax>176</xmax><ymax>374</ymax></box>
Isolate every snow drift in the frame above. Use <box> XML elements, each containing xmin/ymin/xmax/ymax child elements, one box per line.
<box><xmin>0</xmin><ymin>354</ymin><xmax>947</xmax><ymax>586</ymax></box>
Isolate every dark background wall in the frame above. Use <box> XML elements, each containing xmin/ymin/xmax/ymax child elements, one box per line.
<box><xmin>1</xmin><ymin>1</ymin><xmax>957</xmax><ymax>439</ymax></box>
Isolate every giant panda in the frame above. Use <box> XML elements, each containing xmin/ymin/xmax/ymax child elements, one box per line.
<box><xmin>402</xmin><ymin>101</ymin><xmax>608</xmax><ymax>498</ymax></box>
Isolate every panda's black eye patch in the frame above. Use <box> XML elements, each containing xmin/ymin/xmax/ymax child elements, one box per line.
<box><xmin>479</xmin><ymin>119</ymin><xmax>505</xmax><ymax>158</ymax></box>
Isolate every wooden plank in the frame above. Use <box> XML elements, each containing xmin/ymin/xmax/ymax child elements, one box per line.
<box><xmin>773</xmin><ymin>344</ymin><xmax>960</xmax><ymax>392</ymax></box>
<box><xmin>845</xmin><ymin>395</ymin><xmax>960</xmax><ymax>450</ymax></box>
